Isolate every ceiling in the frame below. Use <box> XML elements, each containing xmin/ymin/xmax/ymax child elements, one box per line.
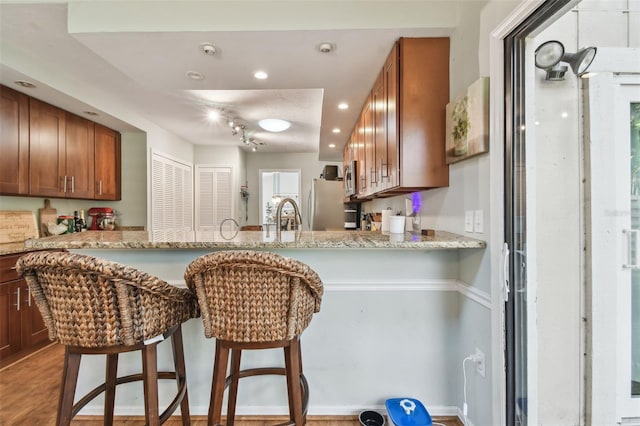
<box><xmin>0</xmin><ymin>1</ymin><xmax>459</xmax><ymax>161</ymax></box>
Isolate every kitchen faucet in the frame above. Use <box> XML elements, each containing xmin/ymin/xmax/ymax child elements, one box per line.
<box><xmin>275</xmin><ymin>197</ymin><xmax>301</xmax><ymax>237</ymax></box>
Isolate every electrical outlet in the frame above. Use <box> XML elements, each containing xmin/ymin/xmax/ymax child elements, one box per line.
<box><xmin>474</xmin><ymin>210</ymin><xmax>484</xmax><ymax>233</ymax></box>
<box><xmin>474</xmin><ymin>348</ymin><xmax>486</xmax><ymax>377</ymax></box>
<box><xmin>464</xmin><ymin>211</ymin><xmax>474</xmax><ymax>233</ymax></box>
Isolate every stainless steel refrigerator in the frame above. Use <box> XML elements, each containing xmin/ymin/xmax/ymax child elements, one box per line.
<box><xmin>307</xmin><ymin>178</ymin><xmax>345</xmax><ymax>231</ymax></box>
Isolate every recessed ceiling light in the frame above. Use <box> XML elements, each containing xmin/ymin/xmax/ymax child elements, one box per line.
<box><xmin>338</xmin><ymin>103</ymin><xmax>349</xmax><ymax>110</ymax></box>
<box><xmin>201</xmin><ymin>42</ymin><xmax>216</xmax><ymax>56</ymax></box>
<box><xmin>254</xmin><ymin>71</ymin><xmax>268</xmax><ymax>80</ymax></box>
<box><xmin>186</xmin><ymin>71</ymin><xmax>204</xmax><ymax>80</ymax></box>
<box><xmin>83</xmin><ymin>111</ymin><xmax>98</xmax><ymax>116</ymax></box>
<box><xmin>332</xmin><ymin>128</ymin><xmax>341</xmax><ymax>134</ymax></box>
<box><xmin>14</xmin><ymin>80</ymin><xmax>36</xmax><ymax>88</ymax></box>
<box><xmin>319</xmin><ymin>42</ymin><xmax>334</xmax><ymax>53</ymax></box>
<box><xmin>328</xmin><ymin>143</ymin><xmax>336</xmax><ymax>148</ymax></box>
<box><xmin>259</xmin><ymin>118</ymin><xmax>291</xmax><ymax>132</ymax></box>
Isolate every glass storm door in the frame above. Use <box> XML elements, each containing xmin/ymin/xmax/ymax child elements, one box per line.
<box><xmin>588</xmin><ymin>73</ymin><xmax>640</xmax><ymax>424</ymax></box>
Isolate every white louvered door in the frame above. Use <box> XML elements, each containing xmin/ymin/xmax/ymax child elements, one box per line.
<box><xmin>150</xmin><ymin>151</ymin><xmax>193</xmax><ymax>241</ymax></box>
<box><xmin>196</xmin><ymin>166</ymin><xmax>233</xmax><ymax>232</ymax></box>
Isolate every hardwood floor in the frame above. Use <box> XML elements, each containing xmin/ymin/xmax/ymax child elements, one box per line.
<box><xmin>0</xmin><ymin>344</ymin><xmax>461</xmax><ymax>425</ymax></box>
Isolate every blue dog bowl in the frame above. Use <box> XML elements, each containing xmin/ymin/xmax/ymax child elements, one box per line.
<box><xmin>385</xmin><ymin>398</ymin><xmax>432</xmax><ymax>426</ymax></box>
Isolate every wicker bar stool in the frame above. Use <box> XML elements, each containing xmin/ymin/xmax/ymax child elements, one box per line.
<box><xmin>184</xmin><ymin>250</ymin><xmax>323</xmax><ymax>426</ymax></box>
<box><xmin>16</xmin><ymin>251</ymin><xmax>200</xmax><ymax>426</ymax></box>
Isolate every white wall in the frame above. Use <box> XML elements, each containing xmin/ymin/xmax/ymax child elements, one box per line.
<box><xmin>245</xmin><ymin>153</ymin><xmax>341</xmax><ymax>230</ymax></box>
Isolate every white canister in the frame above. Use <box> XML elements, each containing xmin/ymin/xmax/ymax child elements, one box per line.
<box><xmin>381</xmin><ymin>208</ymin><xmax>392</xmax><ymax>232</ymax></box>
<box><xmin>389</xmin><ymin>215</ymin><xmax>405</xmax><ymax>234</ymax></box>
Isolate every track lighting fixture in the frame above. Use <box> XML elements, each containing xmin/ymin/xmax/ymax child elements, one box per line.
<box><xmin>225</xmin><ymin>118</ymin><xmax>265</xmax><ymax>150</ymax></box>
<box><xmin>206</xmin><ymin>108</ymin><xmax>265</xmax><ymax>151</ymax></box>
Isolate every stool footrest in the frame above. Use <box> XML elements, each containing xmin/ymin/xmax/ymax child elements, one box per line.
<box><xmin>71</xmin><ymin>371</ymin><xmax>187</xmax><ymax>422</ymax></box>
<box><xmin>224</xmin><ymin>367</ymin><xmax>310</xmax><ymax>417</ymax></box>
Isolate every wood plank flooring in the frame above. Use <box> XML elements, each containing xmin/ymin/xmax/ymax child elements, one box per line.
<box><xmin>0</xmin><ymin>344</ymin><xmax>461</xmax><ymax>425</ymax></box>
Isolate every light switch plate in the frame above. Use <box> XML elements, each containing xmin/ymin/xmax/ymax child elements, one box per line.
<box><xmin>474</xmin><ymin>210</ymin><xmax>484</xmax><ymax>233</ymax></box>
<box><xmin>465</xmin><ymin>211</ymin><xmax>474</xmax><ymax>233</ymax></box>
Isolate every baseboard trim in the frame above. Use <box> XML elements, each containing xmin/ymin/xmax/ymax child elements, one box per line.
<box><xmin>80</xmin><ymin>404</ymin><xmax>461</xmax><ymax>418</ymax></box>
<box><xmin>74</xmin><ymin>413</ymin><xmax>463</xmax><ymax>425</ymax></box>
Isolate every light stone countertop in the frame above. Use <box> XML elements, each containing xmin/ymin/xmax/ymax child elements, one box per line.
<box><xmin>20</xmin><ymin>229</ymin><xmax>486</xmax><ymax>251</ymax></box>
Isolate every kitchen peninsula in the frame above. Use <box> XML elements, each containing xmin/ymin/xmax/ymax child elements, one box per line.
<box><xmin>22</xmin><ymin>230</ymin><xmax>488</xmax><ymax>418</ymax></box>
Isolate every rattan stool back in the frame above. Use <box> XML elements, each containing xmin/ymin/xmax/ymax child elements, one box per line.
<box><xmin>17</xmin><ymin>251</ymin><xmax>200</xmax><ymax>426</ymax></box>
<box><xmin>184</xmin><ymin>250</ymin><xmax>324</xmax><ymax>426</ymax></box>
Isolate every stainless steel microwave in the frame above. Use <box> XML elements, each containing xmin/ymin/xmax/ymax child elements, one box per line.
<box><xmin>344</xmin><ymin>160</ymin><xmax>358</xmax><ymax>197</ymax></box>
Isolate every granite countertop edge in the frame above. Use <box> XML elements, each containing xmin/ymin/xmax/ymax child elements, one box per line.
<box><xmin>12</xmin><ymin>230</ymin><xmax>486</xmax><ymax>253</ymax></box>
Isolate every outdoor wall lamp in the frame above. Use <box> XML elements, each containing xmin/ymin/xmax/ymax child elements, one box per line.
<box><xmin>534</xmin><ymin>40</ymin><xmax>597</xmax><ymax>81</ymax></box>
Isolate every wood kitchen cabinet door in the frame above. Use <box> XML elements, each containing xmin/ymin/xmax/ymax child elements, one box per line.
<box><xmin>28</xmin><ymin>98</ymin><xmax>66</xmax><ymax>197</ymax></box>
<box><xmin>20</xmin><ymin>281</ymin><xmax>48</xmax><ymax>348</ymax></box>
<box><xmin>397</xmin><ymin>38</ymin><xmax>449</xmax><ymax>189</ymax></box>
<box><xmin>372</xmin><ymin>69</ymin><xmax>385</xmax><ymax>192</ymax></box>
<box><xmin>65</xmin><ymin>113</ymin><xmax>95</xmax><ymax>199</ymax></box>
<box><xmin>362</xmin><ymin>93</ymin><xmax>375</xmax><ymax>197</ymax></box>
<box><xmin>0</xmin><ymin>86</ymin><xmax>29</xmax><ymax>195</ymax></box>
<box><xmin>384</xmin><ymin>43</ymin><xmax>399</xmax><ymax>189</ymax></box>
<box><xmin>357</xmin><ymin>106</ymin><xmax>367</xmax><ymax>197</ymax></box>
<box><xmin>0</xmin><ymin>252</ymin><xmax>54</xmax><ymax>367</ymax></box>
<box><xmin>0</xmin><ymin>281</ymin><xmax>22</xmax><ymax>360</ymax></box>
<box><xmin>94</xmin><ymin>124</ymin><xmax>121</xmax><ymax>200</ymax></box>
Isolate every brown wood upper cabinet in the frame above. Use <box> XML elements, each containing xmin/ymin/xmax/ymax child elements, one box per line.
<box><xmin>0</xmin><ymin>87</ymin><xmax>29</xmax><ymax>195</ymax></box>
<box><xmin>29</xmin><ymin>99</ymin><xmax>95</xmax><ymax>199</ymax></box>
<box><xmin>94</xmin><ymin>124</ymin><xmax>121</xmax><ymax>200</ymax></box>
<box><xmin>0</xmin><ymin>85</ymin><xmax>121</xmax><ymax>201</ymax></box>
<box><xmin>349</xmin><ymin>38</ymin><xmax>450</xmax><ymax>200</ymax></box>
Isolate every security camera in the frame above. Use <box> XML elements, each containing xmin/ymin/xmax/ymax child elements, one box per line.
<box><xmin>201</xmin><ymin>43</ymin><xmax>216</xmax><ymax>56</ymax></box>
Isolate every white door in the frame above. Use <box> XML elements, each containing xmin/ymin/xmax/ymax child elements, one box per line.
<box><xmin>195</xmin><ymin>165</ymin><xmax>233</xmax><ymax>232</ymax></box>
<box><xmin>588</xmin><ymin>72</ymin><xmax>640</xmax><ymax>424</ymax></box>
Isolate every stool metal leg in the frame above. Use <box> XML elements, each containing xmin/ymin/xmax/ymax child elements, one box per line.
<box><xmin>142</xmin><ymin>343</ymin><xmax>160</xmax><ymax>426</ymax></box>
<box><xmin>58</xmin><ymin>347</ymin><xmax>81</xmax><ymax>426</ymax></box>
<box><xmin>226</xmin><ymin>348</ymin><xmax>242</xmax><ymax>425</ymax></box>
<box><xmin>284</xmin><ymin>337</ymin><xmax>304</xmax><ymax>426</ymax></box>
<box><xmin>104</xmin><ymin>353</ymin><xmax>119</xmax><ymax>425</ymax></box>
<box><xmin>209</xmin><ymin>340</ymin><xmax>230</xmax><ymax>426</ymax></box>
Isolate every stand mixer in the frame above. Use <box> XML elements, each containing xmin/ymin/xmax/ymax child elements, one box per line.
<box><xmin>88</xmin><ymin>207</ymin><xmax>115</xmax><ymax>230</ymax></box>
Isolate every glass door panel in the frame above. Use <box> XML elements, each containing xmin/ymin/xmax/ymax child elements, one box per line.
<box><xmin>587</xmin><ymin>73</ymin><xmax>640</xmax><ymax>423</ymax></box>
<box><xmin>630</xmin><ymin>101</ymin><xmax>639</xmax><ymax>399</ymax></box>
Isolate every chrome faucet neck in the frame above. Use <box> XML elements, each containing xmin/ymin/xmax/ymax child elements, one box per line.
<box><xmin>275</xmin><ymin>198</ymin><xmax>301</xmax><ymax>236</ymax></box>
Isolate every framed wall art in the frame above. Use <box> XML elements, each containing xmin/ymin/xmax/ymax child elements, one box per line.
<box><xmin>445</xmin><ymin>77</ymin><xmax>490</xmax><ymax>164</ymax></box>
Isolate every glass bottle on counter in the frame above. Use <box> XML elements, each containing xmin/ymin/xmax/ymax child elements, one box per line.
<box><xmin>74</xmin><ymin>210</ymin><xmax>87</xmax><ymax>232</ymax></box>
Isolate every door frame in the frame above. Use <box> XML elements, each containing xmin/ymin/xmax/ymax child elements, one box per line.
<box><xmin>585</xmin><ymin>60</ymin><xmax>640</xmax><ymax>424</ymax></box>
<box><xmin>489</xmin><ymin>1</ymin><xmax>581</xmax><ymax>425</ymax></box>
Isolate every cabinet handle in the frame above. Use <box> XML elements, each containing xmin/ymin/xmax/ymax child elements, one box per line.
<box><xmin>25</xmin><ymin>286</ymin><xmax>31</xmax><ymax>307</ymax></box>
<box><xmin>370</xmin><ymin>167</ymin><xmax>377</xmax><ymax>184</ymax></box>
<box><xmin>63</xmin><ymin>176</ymin><xmax>68</xmax><ymax>193</ymax></box>
<box><xmin>13</xmin><ymin>287</ymin><xmax>20</xmax><ymax>311</ymax></box>
<box><xmin>380</xmin><ymin>159</ymin><xmax>388</xmax><ymax>179</ymax></box>
<box><xmin>99</xmin><ymin>180</ymin><xmax>103</xmax><ymax>196</ymax></box>
<box><xmin>71</xmin><ymin>176</ymin><xmax>75</xmax><ymax>193</ymax></box>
